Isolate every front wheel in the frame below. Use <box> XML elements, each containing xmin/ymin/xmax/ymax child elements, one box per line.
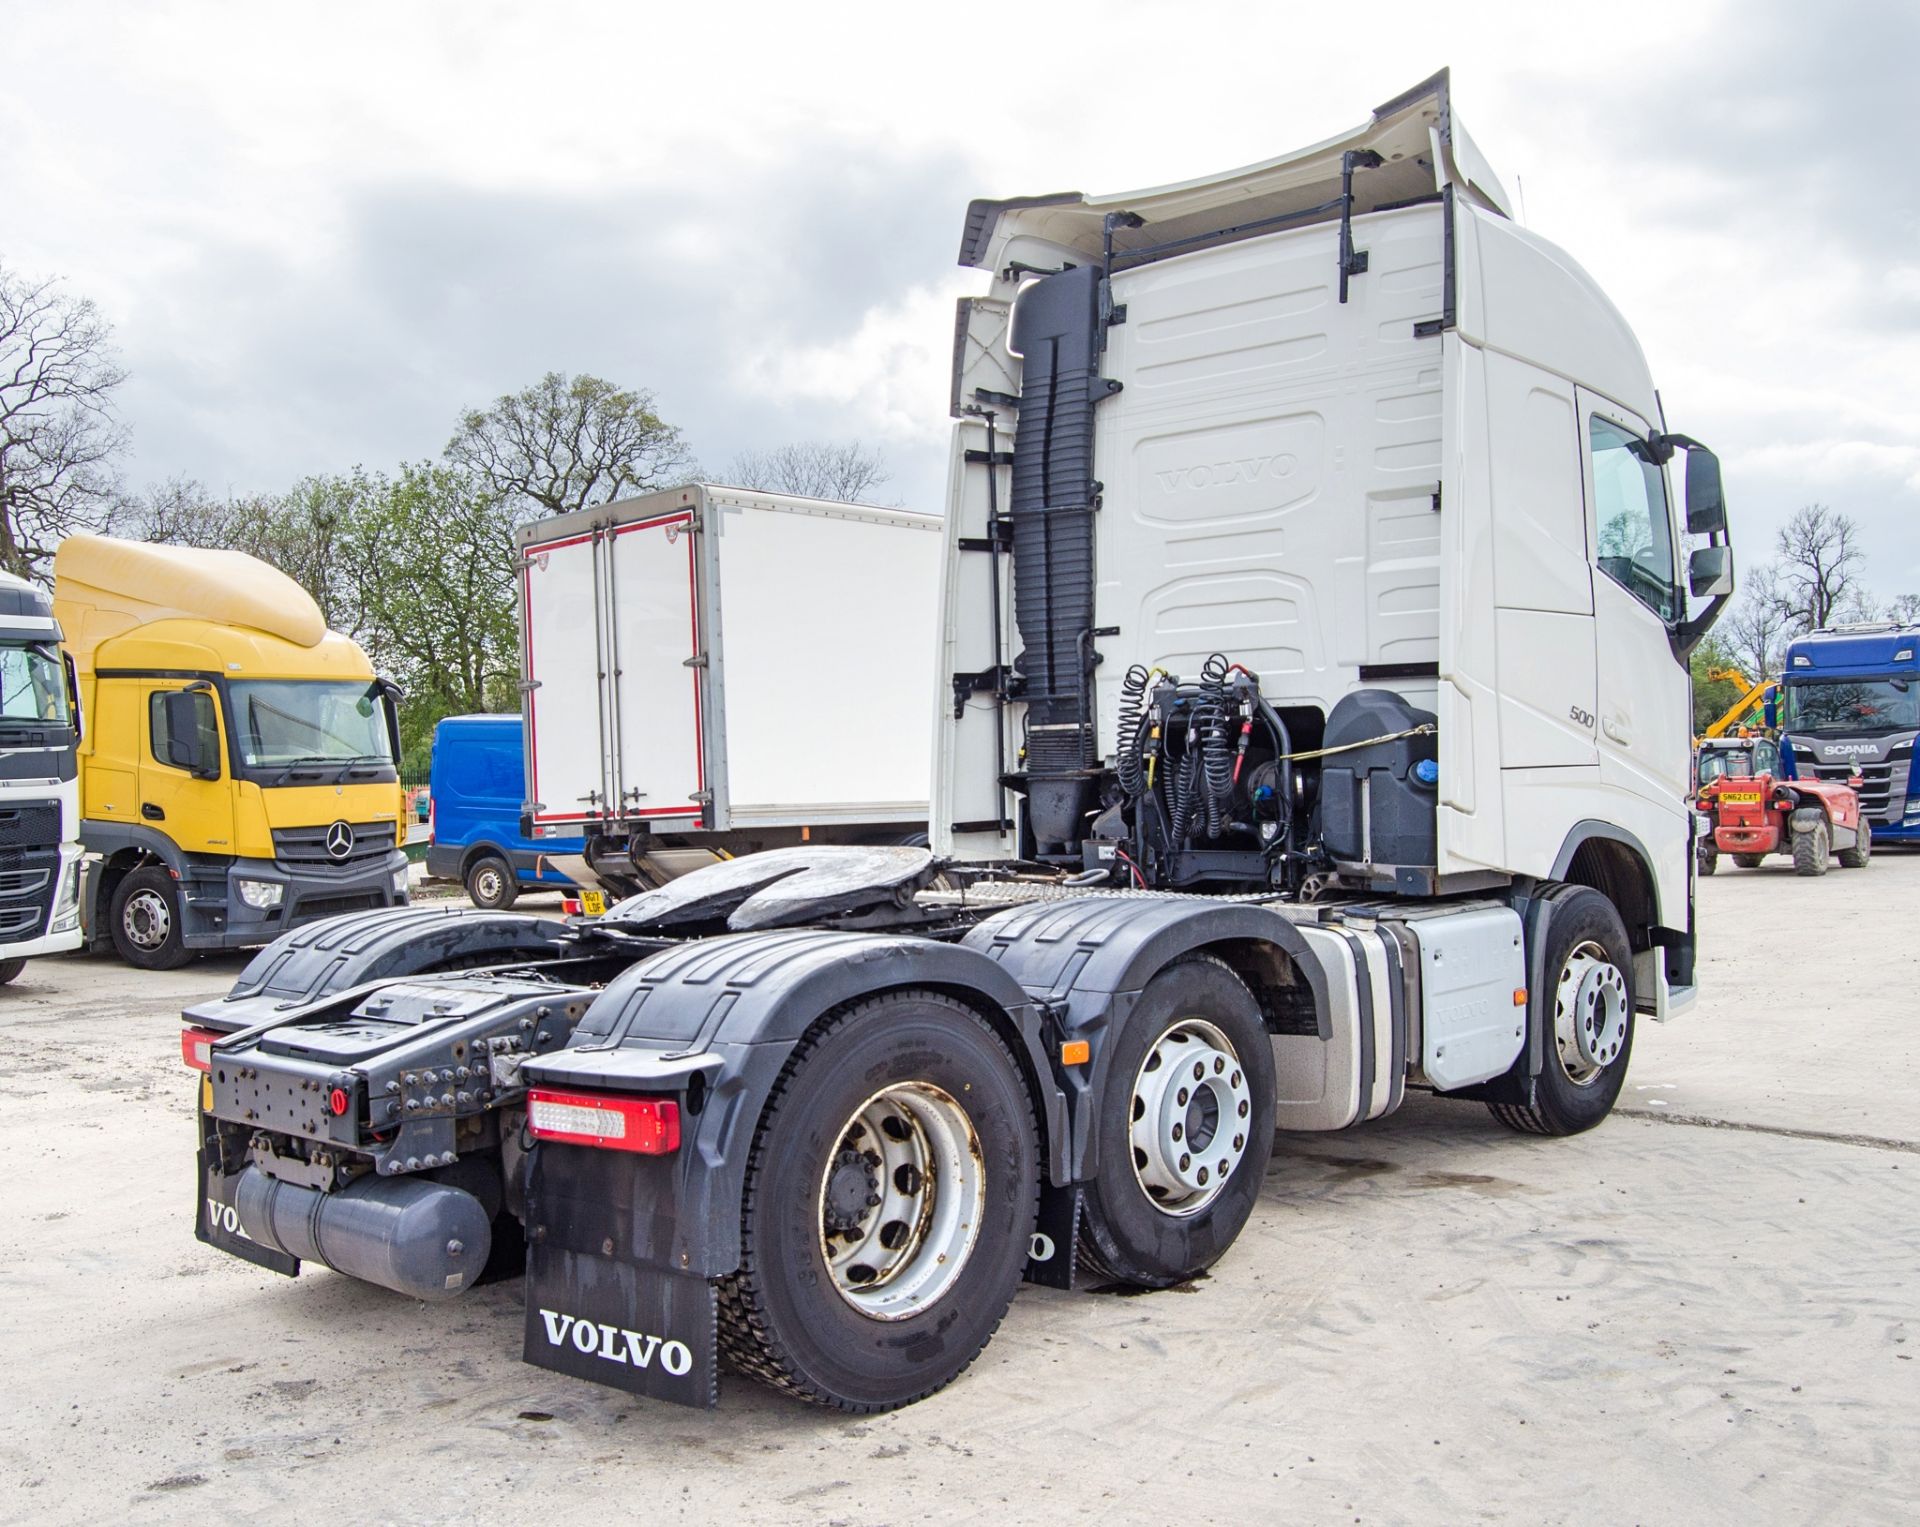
<box><xmin>1792</xmin><ymin>815</ymin><xmax>1831</xmax><ymax>877</ymax></box>
<box><xmin>0</xmin><ymin>957</ymin><xmax>25</xmax><ymax>986</ymax></box>
<box><xmin>1077</xmin><ymin>955</ymin><xmax>1276</xmax><ymax>1288</ymax></box>
<box><xmin>717</xmin><ymin>991</ymin><xmax>1039</xmax><ymax>1411</ymax></box>
<box><xmin>1837</xmin><ymin>821</ymin><xmax>1872</xmax><ymax>870</ymax></box>
<box><xmin>1489</xmin><ymin>886</ymin><xmax>1634</xmax><ymax>1137</ymax></box>
<box><xmin>109</xmin><ymin>867</ymin><xmax>192</xmax><ymax>970</ymax></box>
<box><xmin>1697</xmin><ymin>843</ymin><xmax>1718</xmax><ymax>876</ymax></box>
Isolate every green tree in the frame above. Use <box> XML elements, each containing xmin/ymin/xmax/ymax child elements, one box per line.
<box><xmin>345</xmin><ymin>463</ymin><xmax>520</xmax><ymax>771</ymax></box>
<box><xmin>446</xmin><ymin>371</ymin><xmax>696</xmax><ymax>519</ymax></box>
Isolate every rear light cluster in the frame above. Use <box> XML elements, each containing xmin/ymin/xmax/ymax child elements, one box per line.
<box><xmin>527</xmin><ymin>1088</ymin><xmax>680</xmax><ymax>1154</ymax></box>
<box><xmin>181</xmin><ymin>1027</ymin><xmax>219</xmax><ymax>1072</ymax></box>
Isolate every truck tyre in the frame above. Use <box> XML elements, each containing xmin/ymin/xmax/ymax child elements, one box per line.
<box><xmin>463</xmin><ymin>853</ymin><xmax>518</xmax><ymax>909</ymax></box>
<box><xmin>1837</xmin><ymin>822</ymin><xmax>1872</xmax><ymax>870</ymax></box>
<box><xmin>1488</xmin><ymin>887</ymin><xmax>1634</xmax><ymax>1137</ymax></box>
<box><xmin>1791</xmin><ymin>816</ymin><xmax>1830</xmax><ymax>877</ymax></box>
<box><xmin>1733</xmin><ymin>854</ymin><xmax>1766</xmax><ymax>869</ymax></box>
<box><xmin>0</xmin><ymin>957</ymin><xmax>25</xmax><ymax>985</ymax></box>
<box><xmin>717</xmin><ymin>990</ymin><xmax>1040</xmax><ymax>1412</ymax></box>
<box><xmin>110</xmin><ymin>867</ymin><xmax>192</xmax><ymax>970</ymax></box>
<box><xmin>1076</xmin><ymin>955</ymin><xmax>1276</xmax><ymax>1289</ymax></box>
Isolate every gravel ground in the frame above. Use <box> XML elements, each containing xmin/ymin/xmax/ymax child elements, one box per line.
<box><xmin>1</xmin><ymin>854</ymin><xmax>1915</xmax><ymax>1525</ymax></box>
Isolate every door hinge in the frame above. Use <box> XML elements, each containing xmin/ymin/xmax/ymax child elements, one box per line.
<box><xmin>688</xmin><ymin>790</ymin><xmax>714</xmax><ymax>805</ymax></box>
<box><xmin>683</xmin><ymin>654</ymin><xmax>709</xmax><ymax>669</ymax></box>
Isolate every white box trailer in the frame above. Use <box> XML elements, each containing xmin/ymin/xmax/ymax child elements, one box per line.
<box><xmin>517</xmin><ymin>485</ymin><xmax>940</xmax><ymax>877</ymax></box>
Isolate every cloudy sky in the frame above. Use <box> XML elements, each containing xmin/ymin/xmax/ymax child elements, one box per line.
<box><xmin>5</xmin><ymin>0</ymin><xmax>1916</xmax><ymax>599</ymax></box>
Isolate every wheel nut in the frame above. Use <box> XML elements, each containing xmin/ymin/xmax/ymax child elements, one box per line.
<box><xmin>1177</xmin><ymin>1087</ymin><xmax>1189</xmax><ymax>1106</ymax></box>
<box><xmin>1172</xmin><ymin>1123</ymin><xmax>1183</xmax><ymax>1141</ymax></box>
<box><xmin>1214</xmin><ymin>1057</ymin><xmax>1225</xmax><ymax>1074</ymax></box>
<box><xmin>1192</xmin><ymin>1062</ymin><xmax>1205</xmax><ymax>1080</ymax></box>
<box><xmin>1179</xmin><ymin>1153</ymin><xmax>1191</xmax><ymax>1171</ymax></box>
<box><xmin>1238</xmin><ymin>1100</ymin><xmax>1249</xmax><ymax>1117</ymax></box>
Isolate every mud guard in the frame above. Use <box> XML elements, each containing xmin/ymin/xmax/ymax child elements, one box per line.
<box><xmin>963</xmin><ymin>896</ymin><xmax>1331</xmax><ymax>1177</ymax></box>
<box><xmin>517</xmin><ymin>928</ymin><xmax>1071</xmax><ymax>1405</ymax></box>
<box><xmin>185</xmin><ymin>905</ymin><xmax>571</xmax><ymax>1031</ymax></box>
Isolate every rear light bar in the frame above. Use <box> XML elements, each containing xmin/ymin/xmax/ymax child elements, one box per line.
<box><xmin>527</xmin><ymin>1088</ymin><xmax>680</xmax><ymax>1154</ymax></box>
<box><xmin>181</xmin><ymin>1026</ymin><xmax>220</xmax><ymax>1072</ymax></box>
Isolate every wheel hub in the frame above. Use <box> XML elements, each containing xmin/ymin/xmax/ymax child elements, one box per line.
<box><xmin>124</xmin><ymin>890</ymin><xmax>170</xmax><ymax>949</ymax></box>
<box><xmin>1129</xmin><ymin>1021</ymin><xmax>1250</xmax><ymax>1217</ymax></box>
<box><xmin>816</xmin><ymin>1082</ymin><xmax>983</xmax><ymax>1320</ymax></box>
<box><xmin>1554</xmin><ymin>943</ymin><xmax>1627</xmax><ymax>1086</ymax></box>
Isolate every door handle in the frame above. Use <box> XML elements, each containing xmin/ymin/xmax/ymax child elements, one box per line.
<box><xmin>1602</xmin><ymin>717</ymin><xmax>1630</xmax><ymax>745</ymax></box>
<box><xmin>141</xmin><ymin>803</ymin><xmax>165</xmax><ymax>821</ymax></box>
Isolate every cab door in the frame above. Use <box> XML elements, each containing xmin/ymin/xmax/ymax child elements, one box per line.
<box><xmin>137</xmin><ymin>682</ymin><xmax>235</xmax><ymax>854</ymax></box>
<box><xmin>1578</xmin><ymin>390</ymin><xmax>1692</xmax><ymax>816</ymax></box>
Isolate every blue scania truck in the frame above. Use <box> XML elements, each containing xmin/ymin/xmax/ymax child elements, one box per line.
<box><xmin>1780</xmin><ymin>622</ymin><xmax>1920</xmax><ymax>843</ymax></box>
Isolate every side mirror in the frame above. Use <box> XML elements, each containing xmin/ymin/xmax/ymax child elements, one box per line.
<box><xmin>62</xmin><ymin>651</ymin><xmax>81</xmax><ymax>744</ymax></box>
<box><xmin>1684</xmin><ymin>446</ymin><xmax>1726</xmax><ymax>535</ymax></box>
<box><xmin>1688</xmin><ymin>544</ymin><xmax>1733</xmax><ymax>599</ymax></box>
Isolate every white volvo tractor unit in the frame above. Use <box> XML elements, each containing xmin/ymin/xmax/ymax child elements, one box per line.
<box><xmin>181</xmin><ymin>71</ymin><xmax>1733</xmax><ymax>1414</ymax></box>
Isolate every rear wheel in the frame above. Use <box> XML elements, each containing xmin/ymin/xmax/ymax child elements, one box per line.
<box><xmin>1837</xmin><ymin>820</ymin><xmax>1872</xmax><ymax>870</ymax></box>
<box><xmin>1733</xmin><ymin>854</ymin><xmax>1767</xmax><ymax>869</ymax></box>
<box><xmin>1792</xmin><ymin>816</ymin><xmax>1831</xmax><ymax>877</ymax></box>
<box><xmin>1077</xmin><ymin>955</ymin><xmax>1275</xmax><ymax>1288</ymax></box>
<box><xmin>1697</xmin><ymin>843</ymin><xmax>1718</xmax><ymax>876</ymax></box>
<box><xmin>110</xmin><ymin>867</ymin><xmax>191</xmax><ymax>970</ymax></box>
<box><xmin>1489</xmin><ymin>887</ymin><xmax>1634</xmax><ymax>1137</ymax></box>
<box><xmin>463</xmin><ymin>853</ymin><xmax>518</xmax><ymax>909</ymax></box>
<box><xmin>718</xmin><ymin>991</ymin><xmax>1039</xmax><ymax>1411</ymax></box>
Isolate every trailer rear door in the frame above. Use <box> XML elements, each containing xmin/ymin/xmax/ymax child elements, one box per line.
<box><xmin>522</xmin><ymin>514</ymin><xmax>705</xmax><ymax>829</ymax></box>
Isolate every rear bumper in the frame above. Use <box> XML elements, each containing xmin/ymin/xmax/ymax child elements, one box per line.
<box><xmin>181</xmin><ymin>851</ymin><xmax>410</xmax><ymax>950</ymax></box>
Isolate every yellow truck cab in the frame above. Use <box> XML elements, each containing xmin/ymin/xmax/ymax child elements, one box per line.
<box><xmin>54</xmin><ymin>535</ymin><xmax>410</xmax><ymax>968</ymax></box>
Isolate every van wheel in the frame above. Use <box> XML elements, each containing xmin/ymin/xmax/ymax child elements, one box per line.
<box><xmin>110</xmin><ymin>867</ymin><xmax>192</xmax><ymax>970</ymax></box>
<box><xmin>717</xmin><ymin>991</ymin><xmax>1039</xmax><ymax>1411</ymax></box>
<box><xmin>1076</xmin><ymin>955</ymin><xmax>1276</xmax><ymax>1288</ymax></box>
<box><xmin>1489</xmin><ymin>887</ymin><xmax>1633</xmax><ymax>1137</ymax></box>
<box><xmin>464</xmin><ymin>854</ymin><xmax>518</xmax><ymax>909</ymax></box>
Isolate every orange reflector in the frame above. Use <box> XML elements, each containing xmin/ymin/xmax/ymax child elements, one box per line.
<box><xmin>1512</xmin><ymin>988</ymin><xmax>1528</xmax><ymax>1007</ymax></box>
<box><xmin>181</xmin><ymin>1026</ymin><xmax>218</xmax><ymax>1072</ymax></box>
<box><xmin>1060</xmin><ymin>1040</ymin><xmax>1091</xmax><ymax>1067</ymax></box>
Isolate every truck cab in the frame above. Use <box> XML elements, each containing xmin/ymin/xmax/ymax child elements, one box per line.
<box><xmin>55</xmin><ymin>535</ymin><xmax>410</xmax><ymax>968</ymax></box>
<box><xmin>0</xmin><ymin>571</ymin><xmax>85</xmax><ymax>980</ymax></box>
<box><xmin>1779</xmin><ymin>623</ymin><xmax>1920</xmax><ymax>842</ymax></box>
<box><xmin>426</xmin><ymin>713</ymin><xmax>583</xmax><ymax>908</ymax></box>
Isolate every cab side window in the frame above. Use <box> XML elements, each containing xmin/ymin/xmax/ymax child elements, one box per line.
<box><xmin>1591</xmin><ymin>416</ymin><xmax>1677</xmax><ymax>622</ymax></box>
<box><xmin>150</xmin><ymin>690</ymin><xmax>219</xmax><ymax>771</ymax></box>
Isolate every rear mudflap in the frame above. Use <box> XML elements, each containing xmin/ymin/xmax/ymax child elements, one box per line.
<box><xmin>522</xmin><ymin>1244</ymin><xmax>717</xmax><ymax>1408</ymax></box>
<box><xmin>520</xmin><ymin>1137</ymin><xmax>719</xmax><ymax>1408</ymax></box>
<box><xmin>196</xmin><ymin>1103</ymin><xmax>298</xmax><ymax>1277</ymax></box>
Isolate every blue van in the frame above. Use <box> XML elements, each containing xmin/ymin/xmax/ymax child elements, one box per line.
<box><xmin>425</xmin><ymin>714</ymin><xmax>584</xmax><ymax>907</ymax></box>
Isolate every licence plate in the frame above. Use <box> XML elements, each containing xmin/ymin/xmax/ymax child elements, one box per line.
<box><xmin>1720</xmin><ymin>791</ymin><xmax>1762</xmax><ymax>804</ymax></box>
<box><xmin>580</xmin><ymin>889</ymin><xmax>606</xmax><ymax>916</ymax></box>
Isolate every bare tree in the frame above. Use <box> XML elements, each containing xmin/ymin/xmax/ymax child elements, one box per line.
<box><xmin>0</xmin><ymin>262</ymin><xmax>128</xmax><ymax>577</ymax></box>
<box><xmin>447</xmin><ymin>372</ymin><xmax>696</xmax><ymax>520</ymax></box>
<box><xmin>727</xmin><ymin>439</ymin><xmax>893</xmax><ymax>504</ymax></box>
<box><xmin>1724</xmin><ymin>561</ymin><xmax>1794</xmax><ymax>678</ymax></box>
<box><xmin>1773</xmin><ymin>504</ymin><xmax>1863</xmax><ymax>631</ymax></box>
<box><xmin>1888</xmin><ymin>592</ymin><xmax>1920</xmax><ymax>624</ymax></box>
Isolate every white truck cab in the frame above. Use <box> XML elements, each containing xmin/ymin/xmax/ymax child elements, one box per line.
<box><xmin>0</xmin><ymin>570</ymin><xmax>85</xmax><ymax>980</ymax></box>
<box><xmin>935</xmin><ymin>68</ymin><xmax>1732</xmax><ymax>1017</ymax></box>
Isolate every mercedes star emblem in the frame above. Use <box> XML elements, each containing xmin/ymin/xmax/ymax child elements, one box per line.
<box><xmin>325</xmin><ymin>820</ymin><xmax>355</xmax><ymax>861</ymax></box>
